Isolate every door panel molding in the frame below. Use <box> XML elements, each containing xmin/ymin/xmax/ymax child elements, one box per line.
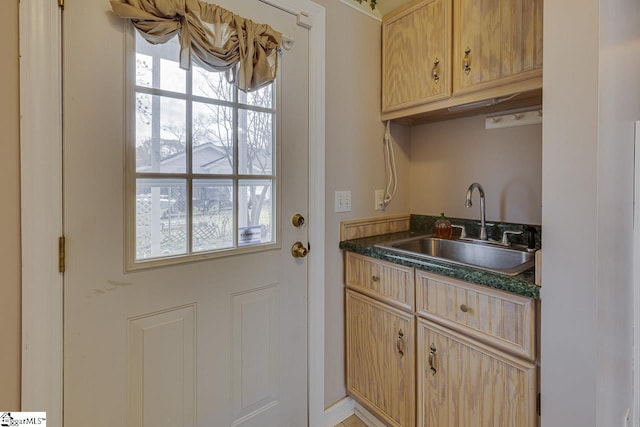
<box><xmin>127</xmin><ymin>304</ymin><xmax>196</xmax><ymax>427</ymax></box>
<box><xmin>19</xmin><ymin>1</ymin><xmax>326</xmax><ymax>427</ymax></box>
<box><xmin>232</xmin><ymin>285</ymin><xmax>280</xmax><ymax>424</ymax></box>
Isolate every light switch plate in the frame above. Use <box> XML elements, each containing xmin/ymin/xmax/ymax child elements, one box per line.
<box><xmin>335</xmin><ymin>190</ymin><xmax>352</xmax><ymax>213</ymax></box>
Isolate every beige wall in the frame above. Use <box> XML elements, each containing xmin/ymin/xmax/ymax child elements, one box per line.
<box><xmin>0</xmin><ymin>0</ymin><xmax>22</xmax><ymax>410</ymax></box>
<box><xmin>594</xmin><ymin>0</ymin><xmax>639</xmax><ymax>422</ymax></box>
<box><xmin>315</xmin><ymin>0</ymin><xmax>412</xmax><ymax>408</ymax></box>
<box><xmin>541</xmin><ymin>0</ymin><xmax>639</xmax><ymax>424</ymax></box>
<box><xmin>410</xmin><ymin>116</ymin><xmax>542</xmax><ymax>225</ymax></box>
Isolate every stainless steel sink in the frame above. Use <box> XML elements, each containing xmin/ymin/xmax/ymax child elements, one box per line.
<box><xmin>375</xmin><ymin>236</ymin><xmax>535</xmax><ymax>276</ymax></box>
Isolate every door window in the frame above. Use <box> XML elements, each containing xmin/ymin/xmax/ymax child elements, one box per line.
<box><xmin>130</xmin><ymin>31</ymin><xmax>278</xmax><ymax>267</ymax></box>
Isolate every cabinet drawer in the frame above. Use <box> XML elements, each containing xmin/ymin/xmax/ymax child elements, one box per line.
<box><xmin>345</xmin><ymin>252</ymin><xmax>415</xmax><ymax>312</ymax></box>
<box><xmin>416</xmin><ymin>271</ymin><xmax>535</xmax><ymax>360</ymax></box>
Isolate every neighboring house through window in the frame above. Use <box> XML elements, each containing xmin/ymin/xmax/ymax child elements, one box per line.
<box><xmin>130</xmin><ymin>30</ymin><xmax>278</xmax><ymax>267</ymax></box>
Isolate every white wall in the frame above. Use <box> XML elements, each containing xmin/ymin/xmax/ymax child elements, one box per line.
<box><xmin>595</xmin><ymin>0</ymin><xmax>639</xmax><ymax>423</ymax></box>
<box><xmin>541</xmin><ymin>0</ymin><xmax>639</xmax><ymax>424</ymax></box>
<box><xmin>410</xmin><ymin>115</ymin><xmax>542</xmax><ymax>225</ymax></box>
<box><xmin>315</xmin><ymin>0</ymin><xmax>412</xmax><ymax>408</ymax></box>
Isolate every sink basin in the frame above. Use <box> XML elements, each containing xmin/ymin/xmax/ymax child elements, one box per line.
<box><xmin>375</xmin><ymin>236</ymin><xmax>535</xmax><ymax>276</ymax></box>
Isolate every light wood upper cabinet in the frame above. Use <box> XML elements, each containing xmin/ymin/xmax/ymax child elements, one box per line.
<box><xmin>453</xmin><ymin>0</ymin><xmax>543</xmax><ymax>95</ymax></box>
<box><xmin>418</xmin><ymin>318</ymin><xmax>537</xmax><ymax>427</ymax></box>
<box><xmin>381</xmin><ymin>0</ymin><xmax>543</xmax><ymax>123</ymax></box>
<box><xmin>382</xmin><ymin>0</ymin><xmax>452</xmax><ymax>113</ymax></box>
<box><xmin>346</xmin><ymin>290</ymin><xmax>416</xmax><ymax>427</ymax></box>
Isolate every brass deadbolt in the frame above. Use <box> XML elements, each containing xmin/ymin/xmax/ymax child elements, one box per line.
<box><xmin>292</xmin><ymin>213</ymin><xmax>305</xmax><ymax>227</ymax></box>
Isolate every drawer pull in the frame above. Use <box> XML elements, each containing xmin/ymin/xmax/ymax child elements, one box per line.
<box><xmin>428</xmin><ymin>343</ymin><xmax>437</xmax><ymax>375</ymax></box>
<box><xmin>463</xmin><ymin>47</ymin><xmax>472</xmax><ymax>75</ymax></box>
<box><xmin>396</xmin><ymin>329</ymin><xmax>405</xmax><ymax>358</ymax></box>
<box><xmin>460</xmin><ymin>304</ymin><xmax>469</xmax><ymax>313</ymax></box>
<box><xmin>371</xmin><ymin>275</ymin><xmax>380</xmax><ymax>282</ymax></box>
<box><xmin>432</xmin><ymin>57</ymin><xmax>440</xmax><ymax>84</ymax></box>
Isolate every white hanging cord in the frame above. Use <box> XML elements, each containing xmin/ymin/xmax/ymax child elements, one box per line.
<box><xmin>382</xmin><ymin>120</ymin><xmax>398</xmax><ymax>209</ymax></box>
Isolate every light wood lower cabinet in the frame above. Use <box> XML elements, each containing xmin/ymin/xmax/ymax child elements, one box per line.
<box><xmin>346</xmin><ymin>289</ymin><xmax>416</xmax><ymax>427</ymax></box>
<box><xmin>418</xmin><ymin>318</ymin><xmax>537</xmax><ymax>427</ymax></box>
<box><xmin>345</xmin><ymin>253</ymin><xmax>539</xmax><ymax>426</ymax></box>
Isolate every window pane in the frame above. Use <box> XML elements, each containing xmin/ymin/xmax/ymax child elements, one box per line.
<box><xmin>192</xmin><ymin>180</ymin><xmax>234</xmax><ymax>252</ymax></box>
<box><xmin>136</xmin><ymin>53</ymin><xmax>153</xmax><ymax>88</ymax></box>
<box><xmin>192</xmin><ymin>102</ymin><xmax>234</xmax><ymax>174</ymax></box>
<box><xmin>239</xmin><ymin>83</ymin><xmax>274</xmax><ymax>109</ymax></box>
<box><xmin>136</xmin><ymin>94</ymin><xmax>187</xmax><ymax>173</ymax></box>
<box><xmin>193</xmin><ymin>66</ymin><xmax>234</xmax><ymax>101</ymax></box>
<box><xmin>131</xmin><ymin>39</ymin><xmax>279</xmax><ymax>264</ymax></box>
<box><xmin>238</xmin><ymin>180</ymin><xmax>274</xmax><ymax>246</ymax></box>
<box><xmin>136</xmin><ymin>179</ymin><xmax>188</xmax><ymax>260</ymax></box>
<box><xmin>239</xmin><ymin>109</ymin><xmax>274</xmax><ymax>175</ymax></box>
<box><xmin>135</xmin><ymin>31</ymin><xmax>185</xmax><ymax>93</ymax></box>
<box><xmin>160</xmin><ymin>57</ymin><xmax>186</xmax><ymax>93</ymax></box>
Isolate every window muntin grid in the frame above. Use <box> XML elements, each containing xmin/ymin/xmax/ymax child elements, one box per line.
<box><xmin>131</xmin><ymin>31</ymin><xmax>278</xmax><ymax>265</ymax></box>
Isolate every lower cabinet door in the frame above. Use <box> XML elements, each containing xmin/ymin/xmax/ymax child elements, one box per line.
<box><xmin>418</xmin><ymin>318</ymin><xmax>538</xmax><ymax>427</ymax></box>
<box><xmin>346</xmin><ymin>289</ymin><xmax>415</xmax><ymax>427</ymax></box>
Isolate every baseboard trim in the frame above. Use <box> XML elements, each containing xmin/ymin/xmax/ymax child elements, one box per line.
<box><xmin>322</xmin><ymin>396</ymin><xmax>387</xmax><ymax>427</ymax></box>
<box><xmin>323</xmin><ymin>397</ymin><xmax>355</xmax><ymax>426</ymax></box>
<box><xmin>353</xmin><ymin>402</ymin><xmax>387</xmax><ymax>427</ymax></box>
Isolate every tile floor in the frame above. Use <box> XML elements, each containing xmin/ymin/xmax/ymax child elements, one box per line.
<box><xmin>334</xmin><ymin>415</ymin><xmax>368</xmax><ymax>427</ymax></box>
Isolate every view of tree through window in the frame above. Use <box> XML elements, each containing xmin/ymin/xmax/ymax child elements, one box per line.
<box><xmin>133</xmin><ymin>33</ymin><xmax>276</xmax><ymax>262</ymax></box>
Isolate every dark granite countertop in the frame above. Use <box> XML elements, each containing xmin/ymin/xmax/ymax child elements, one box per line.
<box><xmin>340</xmin><ymin>231</ymin><xmax>540</xmax><ymax>299</ymax></box>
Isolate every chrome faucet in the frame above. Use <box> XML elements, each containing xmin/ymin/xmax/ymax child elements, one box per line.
<box><xmin>465</xmin><ymin>183</ymin><xmax>487</xmax><ymax>240</ymax></box>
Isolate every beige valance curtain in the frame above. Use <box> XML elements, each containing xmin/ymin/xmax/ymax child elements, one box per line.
<box><xmin>110</xmin><ymin>0</ymin><xmax>282</xmax><ymax>91</ymax></box>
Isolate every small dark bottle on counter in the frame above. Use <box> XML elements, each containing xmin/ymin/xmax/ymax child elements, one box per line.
<box><xmin>434</xmin><ymin>212</ymin><xmax>453</xmax><ymax>239</ymax></box>
<box><xmin>525</xmin><ymin>226</ymin><xmax>537</xmax><ymax>252</ymax></box>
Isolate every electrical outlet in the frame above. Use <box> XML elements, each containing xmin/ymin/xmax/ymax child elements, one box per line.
<box><xmin>624</xmin><ymin>408</ymin><xmax>630</xmax><ymax>427</ymax></box>
<box><xmin>335</xmin><ymin>190</ymin><xmax>352</xmax><ymax>213</ymax></box>
<box><xmin>375</xmin><ymin>189</ymin><xmax>385</xmax><ymax>211</ymax></box>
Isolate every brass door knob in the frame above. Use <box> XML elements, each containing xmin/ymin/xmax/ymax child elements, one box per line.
<box><xmin>291</xmin><ymin>241</ymin><xmax>308</xmax><ymax>258</ymax></box>
<box><xmin>292</xmin><ymin>213</ymin><xmax>305</xmax><ymax>227</ymax></box>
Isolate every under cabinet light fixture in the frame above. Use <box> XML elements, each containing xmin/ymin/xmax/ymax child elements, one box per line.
<box><xmin>485</xmin><ymin>106</ymin><xmax>543</xmax><ymax>129</ymax></box>
<box><xmin>447</xmin><ymin>93</ymin><xmax>520</xmax><ymax>112</ymax></box>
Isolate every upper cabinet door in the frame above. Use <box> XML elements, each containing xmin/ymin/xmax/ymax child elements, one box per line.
<box><xmin>453</xmin><ymin>0</ymin><xmax>543</xmax><ymax>95</ymax></box>
<box><xmin>382</xmin><ymin>0</ymin><xmax>452</xmax><ymax>113</ymax></box>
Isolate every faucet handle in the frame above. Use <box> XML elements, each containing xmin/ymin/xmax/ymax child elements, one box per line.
<box><xmin>451</xmin><ymin>224</ymin><xmax>467</xmax><ymax>239</ymax></box>
<box><xmin>501</xmin><ymin>230</ymin><xmax>523</xmax><ymax>246</ymax></box>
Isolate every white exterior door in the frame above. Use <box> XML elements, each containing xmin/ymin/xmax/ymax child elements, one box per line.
<box><xmin>62</xmin><ymin>1</ymin><xmax>310</xmax><ymax>426</ymax></box>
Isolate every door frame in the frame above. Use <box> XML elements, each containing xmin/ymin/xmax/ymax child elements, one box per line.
<box><xmin>634</xmin><ymin>121</ymin><xmax>640</xmax><ymax>427</ymax></box>
<box><xmin>18</xmin><ymin>1</ymin><xmax>326</xmax><ymax>426</ymax></box>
